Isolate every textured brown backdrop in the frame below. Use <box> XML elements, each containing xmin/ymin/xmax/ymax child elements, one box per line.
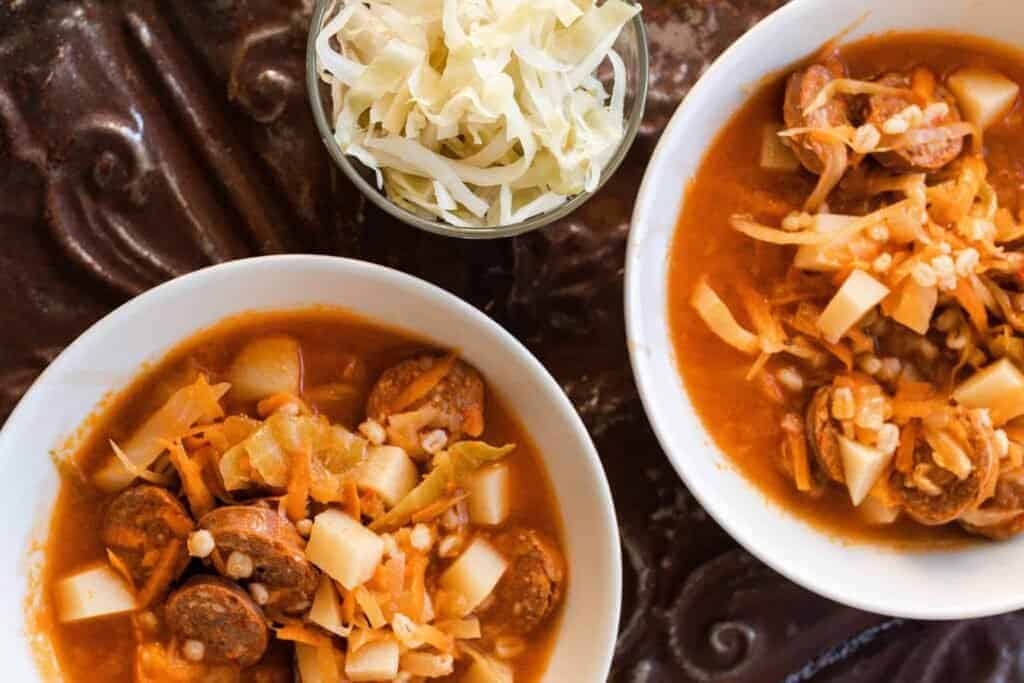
<box><xmin>2</xmin><ymin>1</ymin><xmax>1022</xmax><ymax>680</ymax></box>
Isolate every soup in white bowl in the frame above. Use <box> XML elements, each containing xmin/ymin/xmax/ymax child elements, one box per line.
<box><xmin>1</xmin><ymin>255</ymin><xmax>620</xmax><ymax>681</ymax></box>
<box><xmin>627</xmin><ymin>0</ymin><xmax>1024</xmax><ymax>619</ymax></box>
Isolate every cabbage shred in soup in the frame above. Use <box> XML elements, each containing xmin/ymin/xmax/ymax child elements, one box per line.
<box><xmin>35</xmin><ymin>309</ymin><xmax>565</xmax><ymax>682</ymax></box>
<box><xmin>669</xmin><ymin>33</ymin><xmax>1024</xmax><ymax>546</ymax></box>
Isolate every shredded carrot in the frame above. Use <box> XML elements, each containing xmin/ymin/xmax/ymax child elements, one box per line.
<box><xmin>106</xmin><ymin>549</ymin><xmax>135</xmax><ymax>588</ymax></box>
<box><xmin>895</xmin><ymin>419</ymin><xmax>919</xmax><ymax>474</ymax></box>
<box><xmin>387</xmin><ymin>353</ymin><xmax>457</xmax><ymax>413</ymax></box>
<box><xmin>162</xmin><ymin>439</ymin><xmax>215</xmax><ymax>518</ymax></box>
<box><xmin>892</xmin><ymin>399</ymin><xmax>946</xmax><ymax>421</ymax></box>
<box><xmin>354</xmin><ymin>586</ymin><xmax>387</xmax><ymax>629</ymax></box>
<box><xmin>341</xmin><ymin>479</ymin><xmax>361</xmax><ymax>520</ymax></box>
<box><xmin>340</xmin><ymin>584</ymin><xmax>356</xmax><ymax>626</ymax></box>
<box><xmin>411</xmin><ymin>492</ymin><xmax>470</xmax><ymax>524</ymax></box>
<box><xmin>895</xmin><ymin>381</ymin><xmax>936</xmax><ymax>401</ymax></box>
<box><xmin>955</xmin><ymin>279</ymin><xmax>989</xmax><ymax>333</ymax></box>
<box><xmin>401</xmin><ymin>551</ymin><xmax>428</xmax><ymax>621</ymax></box>
<box><xmin>275</xmin><ymin>623</ymin><xmax>335</xmax><ymax>648</ymax></box>
<box><xmin>135</xmin><ymin>539</ymin><xmax>184</xmax><ymax>607</ymax></box>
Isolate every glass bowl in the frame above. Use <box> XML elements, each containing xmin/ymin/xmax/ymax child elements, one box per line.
<box><xmin>305</xmin><ymin>0</ymin><xmax>649</xmax><ymax>239</ymax></box>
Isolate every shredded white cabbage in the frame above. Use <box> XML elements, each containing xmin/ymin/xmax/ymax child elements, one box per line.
<box><xmin>316</xmin><ymin>0</ymin><xmax>640</xmax><ymax>227</ymax></box>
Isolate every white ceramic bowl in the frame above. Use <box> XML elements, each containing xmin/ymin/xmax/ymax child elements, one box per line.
<box><xmin>1</xmin><ymin>255</ymin><xmax>620</xmax><ymax>681</ymax></box>
<box><xmin>627</xmin><ymin>0</ymin><xmax>1024</xmax><ymax>620</ymax></box>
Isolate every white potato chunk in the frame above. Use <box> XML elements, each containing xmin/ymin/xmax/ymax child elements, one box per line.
<box><xmin>948</xmin><ymin>67</ymin><xmax>1020</xmax><ymax>130</ymax></box>
<box><xmin>889</xmin><ymin>281</ymin><xmax>938</xmax><ymax>335</ymax></box>
<box><xmin>817</xmin><ymin>270</ymin><xmax>890</xmax><ymax>344</ymax></box>
<box><xmin>56</xmin><ymin>564</ymin><xmax>137</xmax><ymax>623</ymax></box>
<box><xmin>467</xmin><ymin>464</ymin><xmax>510</xmax><ymax>526</ymax></box>
<box><xmin>228</xmin><ymin>336</ymin><xmax>301</xmax><ymax>402</ymax></box>
<box><xmin>463</xmin><ymin>657</ymin><xmax>514</xmax><ymax>683</ymax></box>
<box><xmin>837</xmin><ymin>435</ymin><xmax>893</xmax><ymax>506</ymax></box>
<box><xmin>353</xmin><ymin>445</ymin><xmax>419</xmax><ymax>508</ymax></box>
<box><xmin>760</xmin><ymin>123</ymin><xmax>800</xmax><ymax>171</ymax></box>
<box><xmin>305</xmin><ymin>509</ymin><xmax>383</xmax><ymax>590</ymax></box>
<box><xmin>439</xmin><ymin>537</ymin><xmax>508</xmax><ymax>616</ymax></box>
<box><xmin>308</xmin><ymin>576</ymin><xmax>345</xmax><ymax>636</ymax></box>
<box><xmin>953</xmin><ymin>358</ymin><xmax>1024</xmax><ymax>425</ymax></box>
<box><xmin>344</xmin><ymin>639</ymin><xmax>399</xmax><ymax>682</ymax></box>
<box><xmin>296</xmin><ymin>643</ymin><xmax>342</xmax><ymax>683</ymax></box>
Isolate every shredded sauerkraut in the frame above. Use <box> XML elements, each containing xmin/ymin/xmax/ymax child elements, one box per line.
<box><xmin>315</xmin><ymin>0</ymin><xmax>641</xmax><ymax>227</ymax></box>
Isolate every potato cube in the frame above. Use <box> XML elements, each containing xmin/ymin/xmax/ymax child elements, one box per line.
<box><xmin>228</xmin><ymin>336</ymin><xmax>301</xmax><ymax>402</ymax></box>
<box><xmin>296</xmin><ymin>643</ymin><xmax>342</xmax><ymax>683</ymax></box>
<box><xmin>948</xmin><ymin>67</ymin><xmax>1020</xmax><ymax>130</ymax></box>
<box><xmin>467</xmin><ymin>464</ymin><xmax>510</xmax><ymax>526</ymax></box>
<box><xmin>817</xmin><ymin>270</ymin><xmax>889</xmax><ymax>344</ymax></box>
<box><xmin>305</xmin><ymin>509</ymin><xmax>383</xmax><ymax>590</ymax></box>
<box><xmin>760</xmin><ymin>123</ymin><xmax>800</xmax><ymax>171</ymax></box>
<box><xmin>308</xmin><ymin>576</ymin><xmax>345</xmax><ymax>636</ymax></box>
<box><xmin>889</xmin><ymin>281</ymin><xmax>938</xmax><ymax>335</ymax></box>
<box><xmin>354</xmin><ymin>446</ymin><xmax>419</xmax><ymax>508</ymax></box>
<box><xmin>56</xmin><ymin>564</ymin><xmax>137</xmax><ymax>623</ymax></box>
<box><xmin>344</xmin><ymin>639</ymin><xmax>399</xmax><ymax>682</ymax></box>
<box><xmin>439</xmin><ymin>537</ymin><xmax>508</xmax><ymax>616</ymax></box>
<box><xmin>837</xmin><ymin>435</ymin><xmax>893</xmax><ymax>506</ymax></box>
<box><xmin>954</xmin><ymin>358</ymin><xmax>1024</xmax><ymax>424</ymax></box>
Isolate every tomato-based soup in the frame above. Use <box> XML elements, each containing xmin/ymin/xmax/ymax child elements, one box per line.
<box><xmin>669</xmin><ymin>33</ymin><xmax>1024</xmax><ymax>547</ymax></box>
<box><xmin>34</xmin><ymin>309</ymin><xmax>565</xmax><ymax>682</ymax></box>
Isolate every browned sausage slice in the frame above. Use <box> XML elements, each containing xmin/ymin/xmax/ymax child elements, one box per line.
<box><xmin>805</xmin><ymin>385</ymin><xmax>845</xmax><ymax>483</ymax></box>
<box><xmin>102</xmin><ymin>484</ymin><xmax>193</xmax><ymax>600</ymax></box>
<box><xmin>782</xmin><ymin>62</ymin><xmax>851</xmax><ymax>174</ymax></box>
<box><xmin>891</xmin><ymin>408</ymin><xmax>999</xmax><ymax>525</ymax></box>
<box><xmin>366</xmin><ymin>355</ymin><xmax>485</xmax><ymax>439</ymax></box>
<box><xmin>867</xmin><ymin>71</ymin><xmax>964</xmax><ymax>171</ymax></box>
<box><xmin>483</xmin><ymin>528</ymin><xmax>565</xmax><ymax>636</ymax></box>
<box><xmin>200</xmin><ymin>506</ymin><xmax>319</xmax><ymax>615</ymax></box>
<box><xmin>165</xmin><ymin>575</ymin><xmax>269</xmax><ymax>668</ymax></box>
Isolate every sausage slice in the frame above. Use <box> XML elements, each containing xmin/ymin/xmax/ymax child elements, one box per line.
<box><xmin>199</xmin><ymin>506</ymin><xmax>319</xmax><ymax>615</ymax></box>
<box><xmin>866</xmin><ymin>71</ymin><xmax>964</xmax><ymax>171</ymax></box>
<box><xmin>367</xmin><ymin>355</ymin><xmax>485</xmax><ymax>439</ymax></box>
<box><xmin>483</xmin><ymin>528</ymin><xmax>565</xmax><ymax>635</ymax></box>
<box><xmin>782</xmin><ymin>62</ymin><xmax>851</xmax><ymax>174</ymax></box>
<box><xmin>165</xmin><ymin>575</ymin><xmax>269</xmax><ymax>668</ymax></box>
<box><xmin>891</xmin><ymin>408</ymin><xmax>999</xmax><ymax>525</ymax></box>
<box><xmin>102</xmin><ymin>484</ymin><xmax>193</xmax><ymax>600</ymax></box>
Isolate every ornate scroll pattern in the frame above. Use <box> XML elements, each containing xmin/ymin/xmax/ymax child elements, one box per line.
<box><xmin>5</xmin><ymin>1</ymin><xmax>1024</xmax><ymax>682</ymax></box>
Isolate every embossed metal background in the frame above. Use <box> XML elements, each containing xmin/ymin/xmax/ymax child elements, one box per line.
<box><xmin>2</xmin><ymin>1</ymin><xmax>1023</xmax><ymax>680</ymax></box>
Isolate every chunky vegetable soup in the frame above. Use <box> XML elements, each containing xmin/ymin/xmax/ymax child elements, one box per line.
<box><xmin>670</xmin><ymin>32</ymin><xmax>1024</xmax><ymax>546</ymax></box>
<box><xmin>34</xmin><ymin>309</ymin><xmax>565</xmax><ymax>682</ymax></box>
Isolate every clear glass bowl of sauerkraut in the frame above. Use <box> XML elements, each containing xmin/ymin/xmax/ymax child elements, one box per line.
<box><xmin>306</xmin><ymin>0</ymin><xmax>648</xmax><ymax>238</ymax></box>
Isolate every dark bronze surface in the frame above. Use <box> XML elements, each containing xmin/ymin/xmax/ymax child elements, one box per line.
<box><xmin>2</xmin><ymin>1</ymin><xmax>1023</xmax><ymax>680</ymax></box>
